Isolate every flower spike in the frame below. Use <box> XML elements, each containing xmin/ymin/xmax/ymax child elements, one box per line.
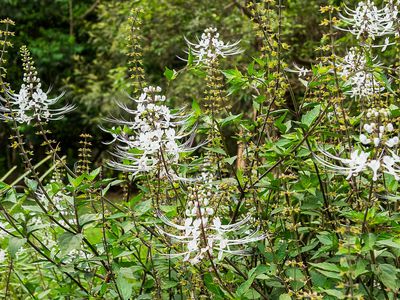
<box><xmin>183</xmin><ymin>27</ymin><xmax>243</xmax><ymax>65</ymax></box>
<box><xmin>106</xmin><ymin>86</ymin><xmax>197</xmax><ymax>178</ymax></box>
<box><xmin>0</xmin><ymin>46</ymin><xmax>75</xmax><ymax>124</ymax></box>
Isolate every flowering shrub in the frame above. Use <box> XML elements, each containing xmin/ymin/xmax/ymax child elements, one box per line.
<box><xmin>1</xmin><ymin>1</ymin><xmax>400</xmax><ymax>299</ymax></box>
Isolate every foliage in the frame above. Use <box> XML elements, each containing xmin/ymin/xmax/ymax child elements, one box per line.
<box><xmin>0</xmin><ymin>0</ymin><xmax>400</xmax><ymax>300</ymax></box>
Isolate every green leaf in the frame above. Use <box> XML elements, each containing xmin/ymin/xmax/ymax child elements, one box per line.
<box><xmin>301</xmin><ymin>105</ymin><xmax>320</xmax><ymax>128</ymax></box>
<box><xmin>254</xmin><ymin>95</ymin><xmax>266</xmax><ymax>104</ymax></box>
<box><xmin>354</xmin><ymin>260</ymin><xmax>368</xmax><ymax>278</ymax></box>
<box><xmin>248</xmin><ymin>265</ymin><xmax>268</xmax><ymax>278</ymax></box>
<box><xmin>236</xmin><ymin>169</ymin><xmax>245</xmax><ymax>187</ymax></box>
<box><xmin>390</xmin><ymin>104</ymin><xmax>400</xmax><ymax>118</ymax></box>
<box><xmin>78</xmin><ymin>214</ymin><xmax>98</xmax><ymax>227</ymax></box>
<box><xmin>192</xmin><ymin>99</ymin><xmax>201</xmax><ymax>117</ymax></box>
<box><xmin>58</xmin><ymin>232</ymin><xmax>82</xmax><ymax>255</ymax></box>
<box><xmin>134</xmin><ymin>200</ymin><xmax>152</xmax><ymax>216</ymax></box>
<box><xmin>204</xmin><ymin>273</ymin><xmax>224</xmax><ymax>299</ymax></box>
<box><xmin>116</xmin><ymin>273</ymin><xmax>133</xmax><ymax>300</ymax></box>
<box><xmin>279</xmin><ymin>294</ymin><xmax>292</xmax><ymax>300</ymax></box>
<box><xmin>274</xmin><ymin>111</ymin><xmax>288</xmax><ymax>133</ymax></box>
<box><xmin>373</xmin><ymin>264</ymin><xmax>399</xmax><ymax>291</ymax></box>
<box><xmin>84</xmin><ymin>227</ymin><xmax>102</xmax><ymax>244</ymax></box>
<box><xmin>223</xmin><ymin>156</ymin><xmax>237</xmax><ymax>165</ymax></box>
<box><xmin>129</xmin><ymin>193</ymin><xmax>143</xmax><ymax>207</ymax></box>
<box><xmin>187</xmin><ymin>48</ymin><xmax>194</xmax><ymax>66</ymax></box>
<box><xmin>310</xmin><ymin>261</ymin><xmax>342</xmax><ymax>280</ymax></box>
<box><xmin>384</xmin><ymin>173</ymin><xmax>398</xmax><ymax>193</ymax></box>
<box><xmin>163</xmin><ymin>280</ymin><xmax>179</xmax><ymax>289</ymax></box>
<box><xmin>86</xmin><ymin>167</ymin><xmax>101</xmax><ymax>181</ymax></box>
<box><xmin>314</xmin><ymin>269</ymin><xmax>342</xmax><ymax>280</ymax></box>
<box><xmin>24</xmin><ymin>178</ymin><xmax>38</xmax><ymax>192</ymax></box>
<box><xmin>222</xmin><ymin>68</ymin><xmax>247</xmax><ymax>94</ymax></box>
<box><xmin>222</xmin><ymin>68</ymin><xmax>243</xmax><ymax>82</ymax></box>
<box><xmin>247</xmin><ymin>61</ymin><xmax>255</xmax><ymax>75</ymax></box>
<box><xmin>243</xmin><ymin>289</ymin><xmax>260</xmax><ymax>299</ymax></box>
<box><xmin>164</xmin><ymin>67</ymin><xmax>177</xmax><ymax>81</ymax></box>
<box><xmin>204</xmin><ymin>147</ymin><xmax>227</xmax><ymax>156</ymax></box>
<box><xmin>102</xmin><ymin>179</ymin><xmax>124</xmax><ymax>196</ymax></box>
<box><xmin>286</xmin><ymin>267</ymin><xmax>305</xmax><ymax>290</ymax></box>
<box><xmin>8</xmin><ymin>237</ymin><xmax>26</xmax><ymax>258</ymax></box>
<box><xmin>375</xmin><ymin>72</ymin><xmax>395</xmax><ymax>93</ymax></box>
<box><xmin>67</xmin><ymin>174</ymin><xmax>85</xmax><ymax>188</ymax></box>
<box><xmin>0</xmin><ymin>181</ymin><xmax>9</xmax><ymax>191</ymax></box>
<box><xmin>377</xmin><ymin>239</ymin><xmax>400</xmax><ymax>250</ymax></box>
<box><xmin>322</xmin><ymin>289</ymin><xmax>345</xmax><ymax>299</ymax></box>
<box><xmin>362</xmin><ymin>233</ymin><xmax>376</xmax><ymax>252</ymax></box>
<box><xmin>310</xmin><ymin>262</ymin><xmax>341</xmax><ymax>273</ymax></box>
<box><xmin>137</xmin><ymin>295</ymin><xmax>152</xmax><ymax>300</ymax></box>
<box><xmin>237</xmin><ymin>278</ymin><xmax>253</xmax><ymax>296</ymax></box>
<box><xmin>220</xmin><ymin>113</ymin><xmax>242</xmax><ymax>127</ymax></box>
<box><xmin>237</xmin><ymin>265</ymin><xmax>267</xmax><ymax>296</ymax></box>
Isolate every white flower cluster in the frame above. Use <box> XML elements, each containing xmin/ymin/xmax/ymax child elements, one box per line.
<box><xmin>0</xmin><ymin>57</ymin><xmax>74</xmax><ymax>124</ymax></box>
<box><xmin>184</xmin><ymin>27</ymin><xmax>242</xmax><ymax>65</ymax></box>
<box><xmin>26</xmin><ymin>201</ymin><xmax>95</xmax><ymax>267</ymax></box>
<box><xmin>108</xmin><ymin>86</ymin><xmax>194</xmax><ymax>177</ymax></box>
<box><xmin>63</xmin><ymin>249</ymin><xmax>93</xmax><ymax>266</ymax></box>
<box><xmin>365</xmin><ymin>106</ymin><xmax>390</xmax><ymax>119</ymax></box>
<box><xmin>293</xmin><ymin>2</ymin><xmax>398</xmax><ymax>93</ymax></box>
<box><xmin>36</xmin><ymin>187</ymin><xmax>73</xmax><ymax>228</ymax></box>
<box><xmin>316</xmin><ymin>122</ymin><xmax>400</xmax><ymax>181</ymax></box>
<box><xmin>157</xmin><ymin>172</ymin><xmax>265</xmax><ymax>264</ymax></box>
<box><xmin>360</xmin><ymin>122</ymin><xmax>398</xmax><ymax>148</ymax></box>
<box><xmin>337</xmin><ymin>49</ymin><xmax>384</xmax><ymax>98</ymax></box>
<box><xmin>339</xmin><ymin>0</ymin><xmax>398</xmax><ymax>41</ymax></box>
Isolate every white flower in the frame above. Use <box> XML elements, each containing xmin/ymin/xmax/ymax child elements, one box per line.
<box><xmin>373</xmin><ymin>137</ymin><xmax>381</xmax><ymax>147</ymax></box>
<box><xmin>379</xmin><ymin>37</ymin><xmax>392</xmax><ymax>51</ymax></box>
<box><xmin>316</xmin><ymin>122</ymin><xmax>400</xmax><ymax>182</ymax></box>
<box><xmin>106</xmin><ymin>86</ymin><xmax>196</xmax><ymax>178</ymax></box>
<box><xmin>315</xmin><ymin>148</ymin><xmax>369</xmax><ymax>179</ymax></box>
<box><xmin>0</xmin><ymin>84</ymin><xmax>74</xmax><ymax>124</ymax></box>
<box><xmin>364</xmin><ymin>123</ymin><xmax>374</xmax><ymax>134</ymax></box>
<box><xmin>156</xmin><ymin>172</ymin><xmax>265</xmax><ymax>264</ymax></box>
<box><xmin>63</xmin><ymin>249</ymin><xmax>93</xmax><ymax>264</ymax></box>
<box><xmin>0</xmin><ymin>47</ymin><xmax>74</xmax><ymax>124</ymax></box>
<box><xmin>382</xmin><ymin>154</ymin><xmax>400</xmax><ymax>180</ymax></box>
<box><xmin>184</xmin><ymin>27</ymin><xmax>242</xmax><ymax>65</ymax></box>
<box><xmin>386</xmin><ymin>137</ymin><xmax>399</xmax><ymax>148</ymax></box>
<box><xmin>361</xmin><ymin>122</ymin><xmax>398</xmax><ymax>149</ymax></box>
<box><xmin>285</xmin><ymin>64</ymin><xmax>312</xmax><ymax>78</ymax></box>
<box><xmin>337</xmin><ymin>49</ymin><xmax>385</xmax><ymax>98</ymax></box>
<box><xmin>368</xmin><ymin>159</ymin><xmax>380</xmax><ymax>181</ymax></box>
<box><xmin>360</xmin><ymin>134</ymin><xmax>371</xmax><ymax>145</ymax></box>
<box><xmin>338</xmin><ymin>1</ymin><xmax>397</xmax><ymax>41</ymax></box>
<box><xmin>157</xmin><ymin>211</ymin><xmax>264</xmax><ymax>264</ymax></box>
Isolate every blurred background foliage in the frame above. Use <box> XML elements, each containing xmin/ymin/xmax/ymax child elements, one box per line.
<box><xmin>0</xmin><ymin>0</ymin><xmax>345</xmax><ymax>176</ymax></box>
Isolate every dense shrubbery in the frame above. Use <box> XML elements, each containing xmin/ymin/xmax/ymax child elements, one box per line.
<box><xmin>1</xmin><ymin>1</ymin><xmax>400</xmax><ymax>299</ymax></box>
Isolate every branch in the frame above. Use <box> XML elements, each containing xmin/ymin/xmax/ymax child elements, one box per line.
<box><xmin>78</xmin><ymin>0</ymin><xmax>101</xmax><ymax>20</ymax></box>
<box><xmin>233</xmin><ymin>0</ymin><xmax>253</xmax><ymax>19</ymax></box>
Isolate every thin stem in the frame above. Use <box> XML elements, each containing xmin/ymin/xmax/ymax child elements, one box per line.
<box><xmin>4</xmin><ymin>258</ymin><xmax>13</xmax><ymax>300</ymax></box>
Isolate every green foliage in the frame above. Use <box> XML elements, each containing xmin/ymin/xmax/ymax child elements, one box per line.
<box><xmin>1</xmin><ymin>0</ymin><xmax>400</xmax><ymax>299</ymax></box>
